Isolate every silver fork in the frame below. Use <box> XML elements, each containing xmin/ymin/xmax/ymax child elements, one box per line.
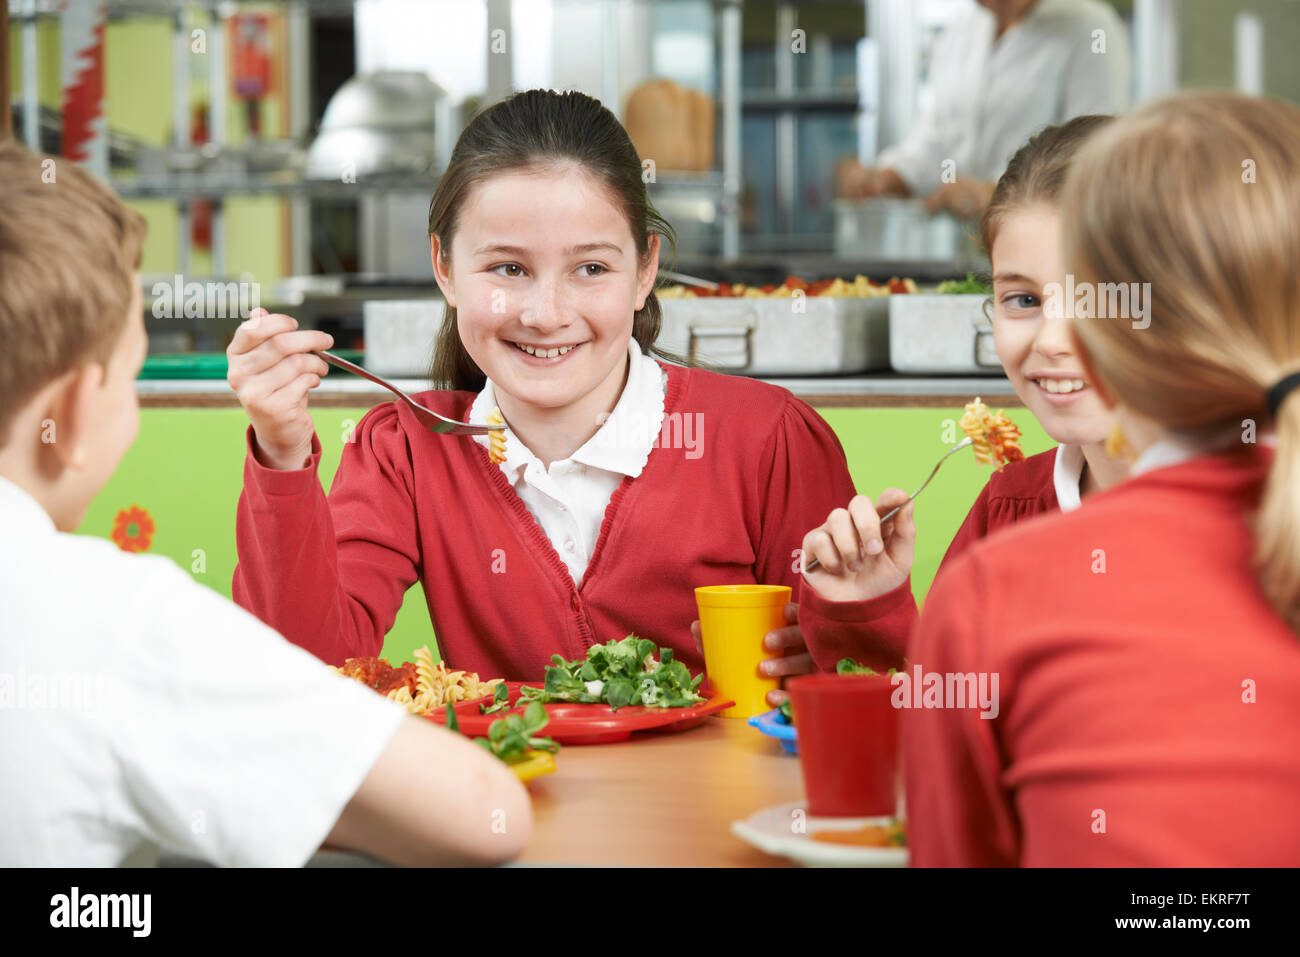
<box><xmin>314</xmin><ymin>351</ymin><xmax>500</xmax><ymax>436</ymax></box>
<box><xmin>803</xmin><ymin>437</ymin><xmax>973</xmax><ymax>574</ymax></box>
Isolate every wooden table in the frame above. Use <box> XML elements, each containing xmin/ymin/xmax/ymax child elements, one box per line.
<box><xmin>161</xmin><ymin>718</ymin><xmax>801</xmax><ymax>868</ymax></box>
<box><xmin>517</xmin><ymin>715</ymin><xmax>802</xmax><ymax>867</ymax></box>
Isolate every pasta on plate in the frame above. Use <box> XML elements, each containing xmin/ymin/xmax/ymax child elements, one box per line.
<box><xmin>332</xmin><ymin>646</ymin><xmax>502</xmax><ymax>716</ymax></box>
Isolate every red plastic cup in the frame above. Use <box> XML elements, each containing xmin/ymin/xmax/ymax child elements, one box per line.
<box><xmin>788</xmin><ymin>673</ymin><xmax>900</xmax><ymax>817</ymax></box>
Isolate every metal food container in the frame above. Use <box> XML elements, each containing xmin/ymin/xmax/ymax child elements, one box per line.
<box><xmin>657</xmin><ymin>296</ymin><xmax>891</xmax><ymax>375</ymax></box>
<box><xmin>307</xmin><ymin>71</ymin><xmax>452</xmax><ymax>180</ymax></box>
<box><xmin>889</xmin><ymin>293</ymin><xmax>1002</xmax><ymax>375</ymax></box>
<box><xmin>834</xmin><ymin>198</ymin><xmax>982</xmax><ymax>263</ymax></box>
<box><xmin>363</xmin><ymin>299</ymin><xmax>444</xmax><ymax>378</ymax></box>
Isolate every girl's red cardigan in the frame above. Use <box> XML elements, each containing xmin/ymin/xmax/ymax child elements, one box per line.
<box><xmin>233</xmin><ymin>362</ymin><xmax>864</xmax><ymax>679</ymax></box>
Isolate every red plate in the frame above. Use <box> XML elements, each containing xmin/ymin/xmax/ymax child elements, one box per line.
<box><xmin>425</xmin><ymin>681</ymin><xmax>735</xmax><ymax>744</ymax></box>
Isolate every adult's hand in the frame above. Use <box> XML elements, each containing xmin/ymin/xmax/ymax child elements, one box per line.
<box><xmin>923</xmin><ymin>178</ymin><xmax>996</xmax><ymax>218</ymax></box>
<box><xmin>835</xmin><ymin>160</ymin><xmax>911</xmax><ymax>200</ymax></box>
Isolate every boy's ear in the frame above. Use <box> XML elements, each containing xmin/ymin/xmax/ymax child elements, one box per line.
<box><xmin>430</xmin><ymin>235</ymin><xmax>456</xmax><ymax>307</ymax></box>
<box><xmin>44</xmin><ymin>363</ymin><xmax>105</xmax><ymax>472</ymax></box>
<box><xmin>635</xmin><ymin>233</ymin><xmax>661</xmax><ymax>311</ymax></box>
<box><xmin>1071</xmin><ymin>326</ymin><xmax>1117</xmax><ymax>410</ymax></box>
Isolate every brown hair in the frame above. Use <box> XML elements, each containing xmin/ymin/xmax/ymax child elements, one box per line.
<box><xmin>1062</xmin><ymin>91</ymin><xmax>1300</xmax><ymax>633</ymax></box>
<box><xmin>427</xmin><ymin>89</ymin><xmax>677</xmax><ymax>391</ymax></box>
<box><xmin>0</xmin><ymin>139</ymin><xmax>146</xmax><ymax>446</ymax></box>
<box><xmin>979</xmin><ymin>114</ymin><xmax>1116</xmax><ymax>255</ymax></box>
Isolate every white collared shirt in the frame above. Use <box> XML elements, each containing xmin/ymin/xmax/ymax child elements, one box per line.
<box><xmin>876</xmin><ymin>0</ymin><xmax>1131</xmax><ymax>192</ymax></box>
<box><xmin>1130</xmin><ymin>425</ymin><xmax>1270</xmax><ymax>477</ymax></box>
<box><xmin>1053</xmin><ymin>443</ymin><xmax>1085</xmax><ymax>513</ymax></box>
<box><xmin>1131</xmin><ymin>435</ymin><xmax>1207</xmax><ymax>477</ymax></box>
<box><xmin>0</xmin><ymin>475</ymin><xmax>403</xmax><ymax>866</ymax></box>
<box><xmin>471</xmin><ymin>338</ymin><xmax>667</xmax><ymax>584</ymax></box>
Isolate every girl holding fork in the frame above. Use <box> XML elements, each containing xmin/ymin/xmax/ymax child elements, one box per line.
<box><xmin>226</xmin><ymin>89</ymin><xmax>859</xmax><ymax>684</ymax></box>
<box><xmin>797</xmin><ymin>114</ymin><xmax>1129</xmax><ymax>669</ymax></box>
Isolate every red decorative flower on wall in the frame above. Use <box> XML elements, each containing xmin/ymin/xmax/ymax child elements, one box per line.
<box><xmin>111</xmin><ymin>506</ymin><xmax>155</xmax><ymax>553</ymax></box>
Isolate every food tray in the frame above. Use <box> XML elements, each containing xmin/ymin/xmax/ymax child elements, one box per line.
<box><xmin>362</xmin><ymin>299</ymin><xmax>444</xmax><ymax>377</ymax></box>
<box><xmin>833</xmin><ymin>197</ymin><xmax>982</xmax><ymax>263</ymax></box>
<box><xmin>889</xmin><ymin>293</ymin><xmax>1003</xmax><ymax>374</ymax></box>
<box><xmin>657</xmin><ymin>296</ymin><xmax>891</xmax><ymax>375</ymax></box>
<box><xmin>426</xmin><ymin>681</ymin><xmax>734</xmax><ymax>745</ymax></box>
<box><xmin>748</xmin><ymin>707</ymin><xmax>798</xmax><ymax>754</ymax></box>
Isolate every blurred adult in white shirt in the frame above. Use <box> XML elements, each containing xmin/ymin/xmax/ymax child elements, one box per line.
<box><xmin>837</xmin><ymin>0</ymin><xmax>1131</xmax><ymax>217</ymax></box>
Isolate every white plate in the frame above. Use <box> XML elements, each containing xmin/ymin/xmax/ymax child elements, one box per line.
<box><xmin>731</xmin><ymin>801</ymin><xmax>908</xmax><ymax>867</ymax></box>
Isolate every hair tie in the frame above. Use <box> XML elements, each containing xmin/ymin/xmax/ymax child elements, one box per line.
<box><xmin>1267</xmin><ymin>371</ymin><xmax>1300</xmax><ymax>417</ymax></box>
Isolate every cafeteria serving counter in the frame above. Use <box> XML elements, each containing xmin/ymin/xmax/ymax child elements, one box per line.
<box><xmin>135</xmin><ymin>373</ymin><xmax>1021</xmax><ymax>408</ymax></box>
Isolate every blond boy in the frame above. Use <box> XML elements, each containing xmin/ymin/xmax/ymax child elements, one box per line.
<box><xmin>0</xmin><ymin>140</ymin><xmax>531</xmax><ymax>866</ymax></box>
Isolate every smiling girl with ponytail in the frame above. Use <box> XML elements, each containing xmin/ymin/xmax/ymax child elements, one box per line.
<box><xmin>230</xmin><ymin>89</ymin><xmax>864</xmax><ymax>689</ymax></box>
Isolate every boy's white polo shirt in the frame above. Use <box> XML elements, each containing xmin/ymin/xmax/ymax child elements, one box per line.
<box><xmin>0</xmin><ymin>475</ymin><xmax>404</xmax><ymax>866</ymax></box>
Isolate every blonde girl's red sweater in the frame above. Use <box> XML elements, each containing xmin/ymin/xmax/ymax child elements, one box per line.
<box><xmin>232</xmin><ymin>362</ymin><xmax>861</xmax><ymax>680</ymax></box>
<box><xmin>906</xmin><ymin>446</ymin><xmax>1300</xmax><ymax>865</ymax></box>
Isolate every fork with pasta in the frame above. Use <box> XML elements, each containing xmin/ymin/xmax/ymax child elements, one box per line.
<box><xmin>485</xmin><ymin>407</ymin><xmax>507</xmax><ymax>465</ymax></box>
<box><xmin>958</xmin><ymin>396</ymin><xmax>1025</xmax><ymax>469</ymax></box>
<box><xmin>801</xmin><ymin>398</ymin><xmax>1023</xmax><ymax>574</ymax></box>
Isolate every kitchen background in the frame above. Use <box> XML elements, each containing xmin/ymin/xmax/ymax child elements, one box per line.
<box><xmin>4</xmin><ymin>0</ymin><xmax>1297</xmax><ymax>659</ymax></box>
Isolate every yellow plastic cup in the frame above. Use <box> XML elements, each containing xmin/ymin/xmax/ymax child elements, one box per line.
<box><xmin>695</xmin><ymin>584</ymin><xmax>792</xmax><ymax>718</ymax></box>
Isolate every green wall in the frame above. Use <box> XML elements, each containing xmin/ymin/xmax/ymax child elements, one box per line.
<box><xmin>78</xmin><ymin>405</ymin><xmax>1053</xmax><ymax>667</ymax></box>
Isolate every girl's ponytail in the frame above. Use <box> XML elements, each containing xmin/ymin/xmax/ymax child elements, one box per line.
<box><xmin>1062</xmin><ymin>91</ymin><xmax>1300</xmax><ymax>636</ymax></box>
<box><xmin>1257</xmin><ymin>383</ymin><xmax>1300</xmax><ymax>633</ymax></box>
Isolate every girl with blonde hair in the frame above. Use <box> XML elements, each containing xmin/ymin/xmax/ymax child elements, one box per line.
<box><xmin>906</xmin><ymin>91</ymin><xmax>1300</xmax><ymax>865</ymax></box>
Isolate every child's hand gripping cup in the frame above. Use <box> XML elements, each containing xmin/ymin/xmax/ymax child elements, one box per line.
<box><xmin>787</xmin><ymin>673</ymin><xmax>901</xmax><ymax>817</ymax></box>
<box><xmin>694</xmin><ymin>585</ymin><xmax>791</xmax><ymax>718</ymax></box>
